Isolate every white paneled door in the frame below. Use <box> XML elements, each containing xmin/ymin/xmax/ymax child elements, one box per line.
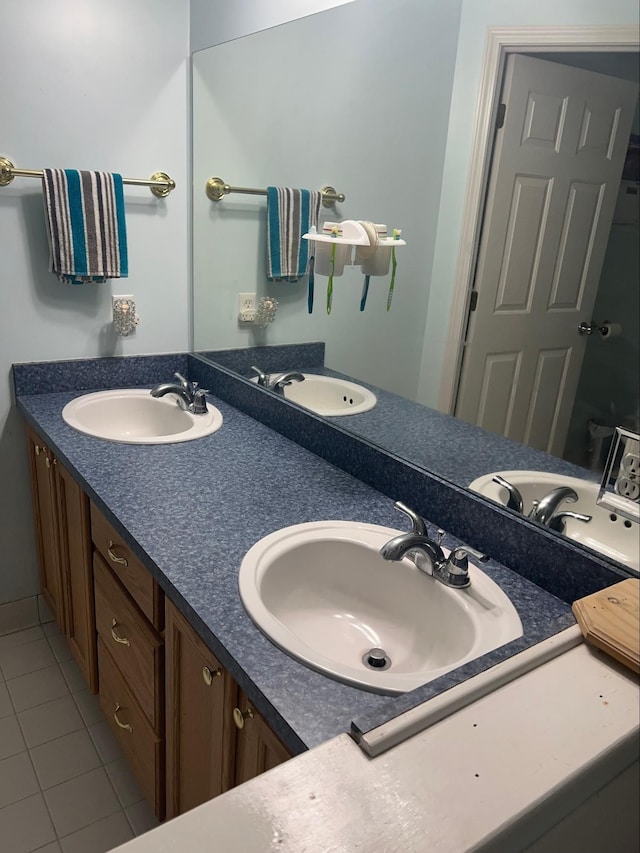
<box><xmin>455</xmin><ymin>53</ymin><xmax>638</xmax><ymax>456</ymax></box>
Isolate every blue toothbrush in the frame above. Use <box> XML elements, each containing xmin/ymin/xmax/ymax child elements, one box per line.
<box><xmin>307</xmin><ymin>256</ymin><xmax>315</xmax><ymax>314</ymax></box>
<box><xmin>360</xmin><ymin>275</ymin><xmax>370</xmax><ymax>311</ymax></box>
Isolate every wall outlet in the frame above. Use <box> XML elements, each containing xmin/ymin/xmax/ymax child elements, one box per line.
<box><xmin>238</xmin><ymin>292</ymin><xmax>257</xmax><ymax>323</ymax></box>
<box><xmin>622</xmin><ymin>452</ymin><xmax>639</xmax><ymax>478</ymax></box>
<box><xmin>615</xmin><ymin>478</ymin><xmax>640</xmax><ymax>501</ymax></box>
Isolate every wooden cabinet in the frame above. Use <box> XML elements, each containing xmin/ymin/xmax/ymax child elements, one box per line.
<box><xmin>97</xmin><ymin>637</ymin><xmax>164</xmax><ymax>815</ymax></box>
<box><xmin>233</xmin><ymin>689</ymin><xmax>292</xmax><ymax>787</ymax></box>
<box><xmin>91</xmin><ymin>503</ymin><xmax>163</xmax><ymax>630</ymax></box>
<box><xmin>26</xmin><ymin>426</ymin><xmax>64</xmax><ymax>628</ymax></box>
<box><xmin>165</xmin><ymin>602</ymin><xmax>237</xmax><ymax>819</ymax></box>
<box><xmin>26</xmin><ymin>426</ymin><xmax>97</xmax><ymax>691</ymax></box>
<box><xmin>26</xmin><ymin>423</ymin><xmax>295</xmax><ymax>823</ymax></box>
<box><xmin>165</xmin><ymin>599</ymin><xmax>292</xmax><ymax>818</ymax></box>
<box><xmin>91</xmin><ymin>503</ymin><xmax>165</xmax><ymax>820</ymax></box>
<box><xmin>56</xmin><ymin>461</ymin><xmax>97</xmax><ymax>691</ymax></box>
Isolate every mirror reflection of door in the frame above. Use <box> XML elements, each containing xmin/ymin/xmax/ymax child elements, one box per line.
<box><xmin>455</xmin><ymin>52</ymin><xmax>639</xmax><ymax>469</ymax></box>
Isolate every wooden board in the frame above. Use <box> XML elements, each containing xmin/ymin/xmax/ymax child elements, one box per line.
<box><xmin>572</xmin><ymin>579</ymin><xmax>639</xmax><ymax>674</ymax></box>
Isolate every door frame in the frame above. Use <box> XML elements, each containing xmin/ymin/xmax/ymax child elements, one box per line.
<box><xmin>437</xmin><ymin>24</ymin><xmax>640</xmax><ymax>415</ymax></box>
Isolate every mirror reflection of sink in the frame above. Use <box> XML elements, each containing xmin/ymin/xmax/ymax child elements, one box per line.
<box><xmin>62</xmin><ymin>389</ymin><xmax>223</xmax><ymax>444</ymax></box>
<box><xmin>470</xmin><ymin>471</ymin><xmax>639</xmax><ymax>573</ymax></box>
<box><xmin>238</xmin><ymin>521</ymin><xmax>523</xmax><ymax>694</ymax></box>
<box><xmin>251</xmin><ymin>374</ymin><xmax>376</xmax><ymax>416</ymax></box>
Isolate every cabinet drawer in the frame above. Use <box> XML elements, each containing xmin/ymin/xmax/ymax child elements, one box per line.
<box><xmin>94</xmin><ymin>554</ymin><xmax>162</xmax><ymax>731</ymax></box>
<box><xmin>90</xmin><ymin>502</ymin><xmax>163</xmax><ymax>629</ymax></box>
<box><xmin>97</xmin><ymin>638</ymin><xmax>164</xmax><ymax>820</ymax></box>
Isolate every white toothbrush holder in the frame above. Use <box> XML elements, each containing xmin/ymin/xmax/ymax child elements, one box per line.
<box><xmin>315</xmin><ymin>241</ymin><xmax>350</xmax><ymax>276</ymax></box>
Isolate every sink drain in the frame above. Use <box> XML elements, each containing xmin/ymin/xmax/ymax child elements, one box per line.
<box><xmin>362</xmin><ymin>647</ymin><xmax>391</xmax><ymax>671</ymax></box>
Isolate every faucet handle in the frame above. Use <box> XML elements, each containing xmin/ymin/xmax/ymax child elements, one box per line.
<box><xmin>548</xmin><ymin>510</ymin><xmax>592</xmax><ymax>533</ymax></box>
<box><xmin>174</xmin><ymin>372</ymin><xmax>190</xmax><ymax>391</ymax></box>
<box><xmin>437</xmin><ymin>547</ymin><xmax>471</xmax><ymax>588</ymax></box>
<box><xmin>191</xmin><ymin>388</ymin><xmax>209</xmax><ymax>415</ymax></box>
<box><xmin>251</xmin><ymin>365</ymin><xmax>268</xmax><ymax>387</ymax></box>
<box><xmin>492</xmin><ymin>475</ymin><xmax>524</xmax><ymax>514</ymax></box>
<box><xmin>393</xmin><ymin>501</ymin><xmax>427</xmax><ymax>536</ymax></box>
<box><xmin>447</xmin><ymin>548</ymin><xmax>470</xmax><ymax>574</ymax></box>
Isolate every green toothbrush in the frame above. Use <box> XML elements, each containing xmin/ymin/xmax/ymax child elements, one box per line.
<box><xmin>386</xmin><ymin>229</ymin><xmax>400</xmax><ymax>311</ymax></box>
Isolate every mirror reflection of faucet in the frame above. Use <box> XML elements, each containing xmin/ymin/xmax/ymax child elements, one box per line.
<box><xmin>491</xmin><ymin>475</ymin><xmax>592</xmax><ymax>529</ymax></box>
<box><xmin>250</xmin><ymin>365</ymin><xmax>305</xmax><ymax>397</ymax></box>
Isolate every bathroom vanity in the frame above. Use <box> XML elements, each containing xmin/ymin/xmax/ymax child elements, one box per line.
<box><xmin>12</xmin><ymin>353</ymin><xmax>637</xmax><ymax>838</ymax></box>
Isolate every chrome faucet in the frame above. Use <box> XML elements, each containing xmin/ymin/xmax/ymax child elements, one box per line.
<box><xmin>251</xmin><ymin>365</ymin><xmax>305</xmax><ymax>397</ymax></box>
<box><xmin>150</xmin><ymin>372</ymin><xmax>209</xmax><ymax>414</ymax></box>
<box><xmin>491</xmin><ymin>476</ymin><xmax>591</xmax><ymax>529</ymax></box>
<box><xmin>379</xmin><ymin>502</ymin><xmax>485</xmax><ymax>589</ymax></box>
<box><xmin>529</xmin><ymin>486</ymin><xmax>579</xmax><ymax>525</ymax></box>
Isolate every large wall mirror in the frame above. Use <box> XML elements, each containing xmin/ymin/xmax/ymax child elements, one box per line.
<box><xmin>191</xmin><ymin>0</ymin><xmax>639</xmax><ymax>570</ymax></box>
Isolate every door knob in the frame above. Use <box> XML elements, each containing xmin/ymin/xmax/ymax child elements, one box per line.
<box><xmin>578</xmin><ymin>321</ymin><xmax>605</xmax><ymax>336</ymax></box>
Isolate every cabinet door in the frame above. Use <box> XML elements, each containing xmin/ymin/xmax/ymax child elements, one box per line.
<box><xmin>165</xmin><ymin>600</ymin><xmax>236</xmax><ymax>819</ymax></box>
<box><xmin>233</xmin><ymin>689</ymin><xmax>292</xmax><ymax>787</ymax></box>
<box><xmin>25</xmin><ymin>427</ymin><xmax>64</xmax><ymax>629</ymax></box>
<box><xmin>55</xmin><ymin>462</ymin><xmax>97</xmax><ymax>693</ymax></box>
<box><xmin>98</xmin><ymin>638</ymin><xmax>164</xmax><ymax>820</ymax></box>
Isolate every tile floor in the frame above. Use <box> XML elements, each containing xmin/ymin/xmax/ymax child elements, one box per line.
<box><xmin>0</xmin><ymin>622</ymin><xmax>159</xmax><ymax>853</ymax></box>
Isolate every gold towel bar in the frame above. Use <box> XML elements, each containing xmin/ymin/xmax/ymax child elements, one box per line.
<box><xmin>0</xmin><ymin>157</ymin><xmax>175</xmax><ymax>198</ymax></box>
<box><xmin>205</xmin><ymin>176</ymin><xmax>344</xmax><ymax>208</ymax></box>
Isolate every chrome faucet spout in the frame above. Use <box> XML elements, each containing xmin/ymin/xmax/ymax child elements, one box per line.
<box><xmin>150</xmin><ymin>373</ymin><xmax>209</xmax><ymax>414</ymax></box>
<box><xmin>269</xmin><ymin>372</ymin><xmax>305</xmax><ymax>396</ymax></box>
<box><xmin>379</xmin><ymin>532</ymin><xmax>443</xmax><ymax>576</ymax></box>
<box><xmin>379</xmin><ymin>501</ymin><xmax>471</xmax><ymax>588</ymax></box>
<box><xmin>529</xmin><ymin>487</ymin><xmax>578</xmax><ymax>525</ymax></box>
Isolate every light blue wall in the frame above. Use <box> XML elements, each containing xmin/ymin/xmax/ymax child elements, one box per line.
<box><xmin>0</xmin><ymin>0</ymin><xmax>190</xmax><ymax>606</ymax></box>
<box><xmin>417</xmin><ymin>0</ymin><xmax>640</xmax><ymax>409</ymax></box>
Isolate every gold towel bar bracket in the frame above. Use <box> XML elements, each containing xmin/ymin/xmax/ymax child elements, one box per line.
<box><xmin>0</xmin><ymin>157</ymin><xmax>175</xmax><ymax>198</ymax></box>
<box><xmin>205</xmin><ymin>176</ymin><xmax>345</xmax><ymax>208</ymax></box>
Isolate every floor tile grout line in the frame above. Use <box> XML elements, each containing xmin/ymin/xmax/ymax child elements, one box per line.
<box><xmin>3</xmin><ymin>622</ymin><xmax>151</xmax><ymax>842</ymax></box>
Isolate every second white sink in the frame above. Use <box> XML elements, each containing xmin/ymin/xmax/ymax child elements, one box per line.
<box><xmin>239</xmin><ymin>521</ymin><xmax>523</xmax><ymax>694</ymax></box>
<box><xmin>470</xmin><ymin>470</ymin><xmax>639</xmax><ymax>572</ymax></box>
<box><xmin>62</xmin><ymin>389</ymin><xmax>223</xmax><ymax>444</ymax></box>
<box><xmin>252</xmin><ymin>374</ymin><xmax>376</xmax><ymax>416</ymax></box>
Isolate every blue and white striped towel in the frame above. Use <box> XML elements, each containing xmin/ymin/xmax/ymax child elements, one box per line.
<box><xmin>42</xmin><ymin>169</ymin><xmax>128</xmax><ymax>284</ymax></box>
<box><xmin>266</xmin><ymin>187</ymin><xmax>320</xmax><ymax>281</ymax></box>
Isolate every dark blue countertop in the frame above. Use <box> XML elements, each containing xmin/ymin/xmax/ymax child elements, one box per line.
<box><xmin>15</xmin><ymin>370</ymin><xmax>575</xmax><ymax>754</ymax></box>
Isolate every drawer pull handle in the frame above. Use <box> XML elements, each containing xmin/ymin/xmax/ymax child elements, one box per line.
<box><xmin>45</xmin><ymin>457</ymin><xmax>51</xmax><ymax>469</ymax></box>
<box><xmin>107</xmin><ymin>541</ymin><xmax>128</xmax><ymax>567</ymax></box>
<box><xmin>111</xmin><ymin>619</ymin><xmax>130</xmax><ymax>647</ymax></box>
<box><xmin>233</xmin><ymin>706</ymin><xmax>254</xmax><ymax>730</ymax></box>
<box><xmin>34</xmin><ymin>445</ymin><xmax>41</xmax><ymax>456</ymax></box>
<box><xmin>202</xmin><ymin>665</ymin><xmax>222</xmax><ymax>686</ymax></box>
<box><xmin>113</xmin><ymin>703</ymin><xmax>133</xmax><ymax>734</ymax></box>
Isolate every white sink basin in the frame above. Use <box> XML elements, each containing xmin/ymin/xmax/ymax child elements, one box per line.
<box><xmin>62</xmin><ymin>389</ymin><xmax>223</xmax><ymax>444</ymax></box>
<box><xmin>252</xmin><ymin>374</ymin><xmax>376</xmax><ymax>416</ymax></box>
<box><xmin>470</xmin><ymin>471</ymin><xmax>639</xmax><ymax>573</ymax></box>
<box><xmin>238</xmin><ymin>521</ymin><xmax>523</xmax><ymax>694</ymax></box>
